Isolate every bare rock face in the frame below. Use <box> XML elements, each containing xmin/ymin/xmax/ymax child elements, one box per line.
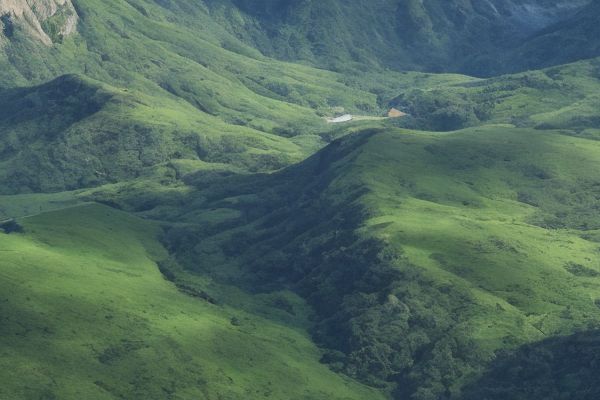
<box><xmin>0</xmin><ymin>0</ymin><xmax>78</xmax><ymax>45</ymax></box>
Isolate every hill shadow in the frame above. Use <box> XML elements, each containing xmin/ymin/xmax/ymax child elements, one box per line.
<box><xmin>462</xmin><ymin>330</ymin><xmax>600</xmax><ymax>400</ymax></box>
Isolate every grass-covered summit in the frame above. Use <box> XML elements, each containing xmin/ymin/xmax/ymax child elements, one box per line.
<box><xmin>155</xmin><ymin>124</ymin><xmax>600</xmax><ymax>399</ymax></box>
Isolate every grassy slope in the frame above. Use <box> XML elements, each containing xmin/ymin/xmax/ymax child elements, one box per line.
<box><xmin>0</xmin><ymin>73</ymin><xmax>313</xmax><ymax>193</ymax></box>
<box><xmin>0</xmin><ymin>0</ymin><xmax>404</xmax><ymax>194</ymax></box>
<box><xmin>0</xmin><ymin>1</ymin><xmax>598</xmax><ymax>399</ymax></box>
<box><xmin>360</xmin><ymin>127</ymin><xmax>600</xmax><ymax>333</ymax></box>
<box><xmin>392</xmin><ymin>58</ymin><xmax>600</xmax><ymax>132</ymax></box>
<box><xmin>2</xmin><ymin>56</ymin><xmax>596</xmax><ymax>195</ymax></box>
<box><xmin>8</xmin><ymin>0</ymin><xmax>596</xmax><ymax>194</ymax></box>
<box><xmin>0</xmin><ymin>203</ymin><xmax>384</xmax><ymax>400</ymax></box>
<box><xmin>1</xmin><ymin>0</ymin><xmax>376</xmax><ymax>118</ymax></box>
<box><xmin>157</xmin><ymin>125</ymin><xmax>600</xmax><ymax>399</ymax></box>
<box><xmin>208</xmin><ymin>0</ymin><xmax>596</xmax><ymax>75</ymax></box>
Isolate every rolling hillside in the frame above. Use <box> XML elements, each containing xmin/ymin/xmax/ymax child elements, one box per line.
<box><xmin>0</xmin><ymin>203</ymin><xmax>384</xmax><ymax>400</ymax></box>
<box><xmin>0</xmin><ymin>0</ymin><xmax>399</xmax><ymax>194</ymax></box>
<box><xmin>154</xmin><ymin>125</ymin><xmax>600</xmax><ymax>399</ymax></box>
<box><xmin>0</xmin><ymin>0</ymin><xmax>600</xmax><ymax>399</ymax></box>
<box><xmin>390</xmin><ymin>59</ymin><xmax>600</xmax><ymax>131</ymax></box>
<box><xmin>0</xmin><ymin>73</ymin><xmax>315</xmax><ymax>193</ymax></box>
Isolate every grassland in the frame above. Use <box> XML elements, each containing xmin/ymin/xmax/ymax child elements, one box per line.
<box><xmin>0</xmin><ymin>203</ymin><xmax>385</xmax><ymax>400</ymax></box>
<box><xmin>0</xmin><ymin>1</ymin><xmax>599</xmax><ymax>399</ymax></box>
<box><xmin>3</xmin><ymin>110</ymin><xmax>599</xmax><ymax>400</ymax></box>
<box><xmin>0</xmin><ymin>0</ymin><xmax>401</xmax><ymax>193</ymax></box>
<box><xmin>391</xmin><ymin>58</ymin><xmax>600</xmax><ymax>132</ymax></box>
<box><xmin>3</xmin><ymin>0</ymin><xmax>597</xmax><ymax>195</ymax></box>
<box><xmin>155</xmin><ymin>124</ymin><xmax>600</xmax><ymax>399</ymax></box>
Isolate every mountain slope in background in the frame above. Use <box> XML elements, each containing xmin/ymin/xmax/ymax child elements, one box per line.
<box><xmin>503</xmin><ymin>1</ymin><xmax>600</xmax><ymax>74</ymax></box>
<box><xmin>0</xmin><ymin>0</ymin><xmax>403</xmax><ymax>194</ymax></box>
<box><xmin>0</xmin><ymin>0</ymin><xmax>597</xmax><ymax>196</ymax></box>
<box><xmin>209</xmin><ymin>0</ymin><xmax>595</xmax><ymax>75</ymax></box>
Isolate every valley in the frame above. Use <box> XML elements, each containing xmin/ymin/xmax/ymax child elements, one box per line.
<box><xmin>0</xmin><ymin>0</ymin><xmax>599</xmax><ymax>399</ymax></box>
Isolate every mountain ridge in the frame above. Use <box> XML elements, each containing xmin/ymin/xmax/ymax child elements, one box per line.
<box><xmin>0</xmin><ymin>1</ymin><xmax>599</xmax><ymax>399</ymax></box>
<box><xmin>152</xmin><ymin>124</ymin><xmax>600</xmax><ymax>399</ymax></box>
<box><xmin>208</xmin><ymin>0</ymin><xmax>595</xmax><ymax>75</ymax></box>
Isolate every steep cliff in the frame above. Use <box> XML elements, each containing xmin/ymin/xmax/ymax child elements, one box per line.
<box><xmin>0</xmin><ymin>0</ymin><xmax>77</xmax><ymax>45</ymax></box>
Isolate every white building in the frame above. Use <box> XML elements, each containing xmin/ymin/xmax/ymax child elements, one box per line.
<box><xmin>327</xmin><ymin>114</ymin><xmax>353</xmax><ymax>123</ymax></box>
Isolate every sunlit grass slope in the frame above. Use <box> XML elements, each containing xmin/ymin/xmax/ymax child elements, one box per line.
<box><xmin>0</xmin><ymin>0</ymin><xmax>386</xmax><ymax>131</ymax></box>
<box><xmin>2</xmin><ymin>0</ymin><xmax>458</xmax><ymax>194</ymax></box>
<box><xmin>0</xmin><ymin>73</ymin><xmax>316</xmax><ymax>193</ymax></box>
<box><xmin>161</xmin><ymin>125</ymin><xmax>600</xmax><ymax>399</ymax></box>
<box><xmin>0</xmin><ymin>203</ymin><xmax>385</xmax><ymax>400</ymax></box>
<box><xmin>392</xmin><ymin>58</ymin><xmax>600</xmax><ymax>132</ymax></box>
<box><xmin>359</xmin><ymin>126</ymin><xmax>600</xmax><ymax>331</ymax></box>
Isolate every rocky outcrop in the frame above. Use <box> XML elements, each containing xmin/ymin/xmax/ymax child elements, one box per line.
<box><xmin>0</xmin><ymin>0</ymin><xmax>78</xmax><ymax>45</ymax></box>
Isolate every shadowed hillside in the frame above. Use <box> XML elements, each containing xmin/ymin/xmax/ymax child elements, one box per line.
<box><xmin>0</xmin><ymin>204</ymin><xmax>384</xmax><ymax>399</ymax></box>
<box><xmin>152</xmin><ymin>126</ymin><xmax>600</xmax><ymax>399</ymax></box>
<box><xmin>502</xmin><ymin>1</ymin><xmax>600</xmax><ymax>74</ymax></box>
<box><xmin>462</xmin><ymin>330</ymin><xmax>600</xmax><ymax>400</ymax></box>
<box><xmin>208</xmin><ymin>0</ymin><xmax>595</xmax><ymax>75</ymax></box>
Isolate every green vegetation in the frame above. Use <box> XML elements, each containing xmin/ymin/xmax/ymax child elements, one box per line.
<box><xmin>209</xmin><ymin>0</ymin><xmax>598</xmax><ymax>75</ymax></box>
<box><xmin>391</xmin><ymin>59</ymin><xmax>600</xmax><ymax>131</ymax></box>
<box><xmin>0</xmin><ymin>0</ymin><xmax>401</xmax><ymax>194</ymax></box>
<box><xmin>156</xmin><ymin>125</ymin><xmax>600</xmax><ymax>399</ymax></box>
<box><xmin>1</xmin><ymin>1</ymin><xmax>600</xmax><ymax>399</ymax></box>
<box><xmin>0</xmin><ymin>204</ymin><xmax>384</xmax><ymax>400</ymax></box>
<box><xmin>0</xmin><ymin>74</ymin><xmax>314</xmax><ymax>193</ymax></box>
<box><xmin>462</xmin><ymin>330</ymin><xmax>600</xmax><ymax>400</ymax></box>
<box><xmin>501</xmin><ymin>1</ymin><xmax>600</xmax><ymax>74</ymax></box>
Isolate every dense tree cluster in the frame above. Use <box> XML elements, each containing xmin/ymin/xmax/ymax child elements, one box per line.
<box><xmin>462</xmin><ymin>331</ymin><xmax>600</xmax><ymax>400</ymax></box>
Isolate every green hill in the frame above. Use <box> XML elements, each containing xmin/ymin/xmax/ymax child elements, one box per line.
<box><xmin>0</xmin><ymin>203</ymin><xmax>384</xmax><ymax>400</ymax></box>
<box><xmin>0</xmin><ymin>0</ymin><xmax>391</xmax><ymax>193</ymax></box>
<box><xmin>154</xmin><ymin>125</ymin><xmax>600</xmax><ymax>399</ymax></box>
<box><xmin>390</xmin><ymin>58</ymin><xmax>600</xmax><ymax>131</ymax></box>
<box><xmin>1</xmin><ymin>0</ymin><xmax>598</xmax><ymax>197</ymax></box>
<box><xmin>0</xmin><ymin>0</ymin><xmax>381</xmax><ymax>117</ymax></box>
<box><xmin>1</xmin><ymin>1</ymin><xmax>600</xmax><ymax>399</ymax></box>
<box><xmin>0</xmin><ymin>73</ymin><xmax>317</xmax><ymax>194</ymax></box>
